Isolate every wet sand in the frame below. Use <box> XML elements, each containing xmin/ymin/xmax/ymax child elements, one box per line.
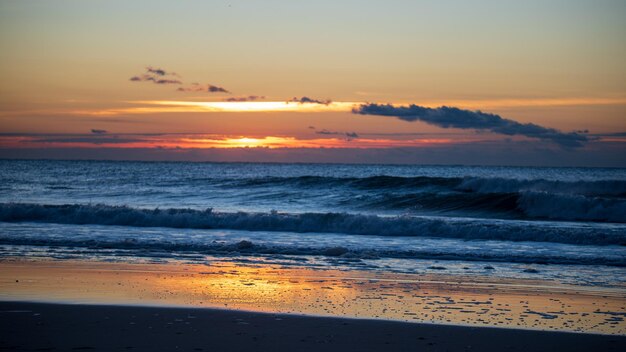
<box><xmin>1</xmin><ymin>301</ymin><xmax>625</xmax><ymax>352</ymax></box>
<box><xmin>1</xmin><ymin>259</ymin><xmax>624</xmax><ymax>335</ymax></box>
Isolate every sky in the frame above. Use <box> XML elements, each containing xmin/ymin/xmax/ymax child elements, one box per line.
<box><xmin>0</xmin><ymin>0</ymin><xmax>625</xmax><ymax>166</ymax></box>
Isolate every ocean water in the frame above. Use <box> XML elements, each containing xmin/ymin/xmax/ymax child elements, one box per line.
<box><xmin>0</xmin><ymin>160</ymin><xmax>625</xmax><ymax>287</ymax></box>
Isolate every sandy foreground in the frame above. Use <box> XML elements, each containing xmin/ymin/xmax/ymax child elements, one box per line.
<box><xmin>0</xmin><ymin>259</ymin><xmax>625</xmax><ymax>351</ymax></box>
<box><xmin>2</xmin><ymin>301</ymin><xmax>625</xmax><ymax>352</ymax></box>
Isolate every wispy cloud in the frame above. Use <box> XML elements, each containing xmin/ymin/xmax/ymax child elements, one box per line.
<box><xmin>177</xmin><ymin>83</ymin><xmax>230</xmax><ymax>93</ymax></box>
<box><xmin>146</xmin><ymin>66</ymin><xmax>179</xmax><ymax>77</ymax></box>
<box><xmin>353</xmin><ymin>103</ymin><xmax>589</xmax><ymax>147</ymax></box>
<box><xmin>288</xmin><ymin>96</ymin><xmax>332</xmax><ymax>105</ymax></box>
<box><xmin>314</xmin><ymin>128</ymin><xmax>359</xmax><ymax>140</ymax></box>
<box><xmin>315</xmin><ymin>129</ymin><xmax>341</xmax><ymax>135</ymax></box>
<box><xmin>130</xmin><ymin>74</ymin><xmax>181</xmax><ymax>84</ymax></box>
<box><xmin>130</xmin><ymin>67</ymin><xmax>231</xmax><ymax>93</ymax></box>
<box><xmin>129</xmin><ymin>66</ymin><xmax>183</xmax><ymax>84</ymax></box>
<box><xmin>225</xmin><ymin>95</ymin><xmax>265</xmax><ymax>102</ymax></box>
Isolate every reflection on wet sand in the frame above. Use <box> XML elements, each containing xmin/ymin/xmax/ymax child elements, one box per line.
<box><xmin>1</xmin><ymin>259</ymin><xmax>624</xmax><ymax>335</ymax></box>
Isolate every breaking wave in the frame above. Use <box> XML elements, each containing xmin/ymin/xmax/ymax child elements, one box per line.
<box><xmin>234</xmin><ymin>176</ymin><xmax>626</xmax><ymax>222</ymax></box>
<box><xmin>235</xmin><ymin>175</ymin><xmax>626</xmax><ymax>197</ymax></box>
<box><xmin>1</xmin><ymin>203</ymin><xmax>624</xmax><ymax>245</ymax></box>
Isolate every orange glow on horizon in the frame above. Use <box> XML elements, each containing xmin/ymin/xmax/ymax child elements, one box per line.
<box><xmin>0</xmin><ymin>134</ymin><xmax>460</xmax><ymax>150</ymax></box>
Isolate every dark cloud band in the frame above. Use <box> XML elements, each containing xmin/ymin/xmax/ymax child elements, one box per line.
<box><xmin>353</xmin><ymin>103</ymin><xmax>588</xmax><ymax>147</ymax></box>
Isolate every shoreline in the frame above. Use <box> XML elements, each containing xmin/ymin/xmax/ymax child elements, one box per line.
<box><xmin>1</xmin><ymin>258</ymin><xmax>624</xmax><ymax>335</ymax></box>
<box><xmin>2</xmin><ymin>301</ymin><xmax>625</xmax><ymax>352</ymax></box>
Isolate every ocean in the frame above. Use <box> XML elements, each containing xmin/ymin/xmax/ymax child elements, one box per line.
<box><xmin>1</xmin><ymin>160</ymin><xmax>625</xmax><ymax>288</ymax></box>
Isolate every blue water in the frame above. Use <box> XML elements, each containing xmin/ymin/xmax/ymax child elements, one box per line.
<box><xmin>1</xmin><ymin>160</ymin><xmax>625</xmax><ymax>287</ymax></box>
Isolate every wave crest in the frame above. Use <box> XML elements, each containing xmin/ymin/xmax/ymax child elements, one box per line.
<box><xmin>1</xmin><ymin>203</ymin><xmax>623</xmax><ymax>245</ymax></box>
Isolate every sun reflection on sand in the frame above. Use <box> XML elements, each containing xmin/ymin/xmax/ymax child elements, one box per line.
<box><xmin>154</xmin><ymin>266</ymin><xmax>357</xmax><ymax>311</ymax></box>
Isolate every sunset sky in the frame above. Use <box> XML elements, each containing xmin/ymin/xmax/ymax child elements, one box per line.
<box><xmin>1</xmin><ymin>0</ymin><xmax>625</xmax><ymax>166</ymax></box>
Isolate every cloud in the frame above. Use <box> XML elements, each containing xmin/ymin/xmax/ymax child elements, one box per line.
<box><xmin>146</xmin><ymin>66</ymin><xmax>178</xmax><ymax>77</ymax></box>
<box><xmin>91</xmin><ymin>129</ymin><xmax>107</xmax><ymax>134</ymax></box>
<box><xmin>353</xmin><ymin>103</ymin><xmax>589</xmax><ymax>147</ymax></box>
<box><xmin>131</xmin><ymin>66</ymin><xmax>232</xmax><ymax>93</ymax></box>
<box><xmin>154</xmin><ymin>79</ymin><xmax>183</xmax><ymax>85</ymax></box>
<box><xmin>177</xmin><ymin>83</ymin><xmax>230</xmax><ymax>93</ymax></box>
<box><xmin>314</xmin><ymin>129</ymin><xmax>359</xmax><ymax>139</ymax></box>
<box><xmin>224</xmin><ymin>95</ymin><xmax>265</xmax><ymax>102</ymax></box>
<box><xmin>129</xmin><ymin>67</ymin><xmax>182</xmax><ymax>85</ymax></box>
<box><xmin>288</xmin><ymin>96</ymin><xmax>332</xmax><ymax>105</ymax></box>
<box><xmin>208</xmin><ymin>85</ymin><xmax>229</xmax><ymax>93</ymax></box>
<box><xmin>129</xmin><ymin>74</ymin><xmax>182</xmax><ymax>85</ymax></box>
<box><xmin>28</xmin><ymin>137</ymin><xmax>144</xmax><ymax>145</ymax></box>
<box><xmin>315</xmin><ymin>129</ymin><xmax>340</xmax><ymax>135</ymax></box>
